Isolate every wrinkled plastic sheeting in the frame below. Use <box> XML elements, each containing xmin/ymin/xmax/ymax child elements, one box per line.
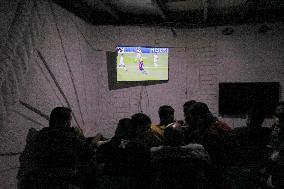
<box><xmin>0</xmin><ymin>0</ymin><xmax>47</xmax><ymax>127</ymax></box>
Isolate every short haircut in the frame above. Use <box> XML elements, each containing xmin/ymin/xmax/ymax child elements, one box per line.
<box><xmin>188</xmin><ymin>102</ymin><xmax>210</xmax><ymax>117</ymax></box>
<box><xmin>49</xmin><ymin>107</ymin><xmax>72</xmax><ymax>127</ymax></box>
<box><xmin>115</xmin><ymin>118</ymin><xmax>134</xmax><ymax>139</ymax></box>
<box><xmin>183</xmin><ymin>100</ymin><xmax>197</xmax><ymax>115</ymax></box>
<box><xmin>275</xmin><ymin>101</ymin><xmax>284</xmax><ymax>116</ymax></box>
<box><xmin>131</xmin><ymin>113</ymin><xmax>151</xmax><ymax>128</ymax></box>
<box><xmin>247</xmin><ymin>106</ymin><xmax>266</xmax><ymax>117</ymax></box>
<box><xmin>158</xmin><ymin>105</ymin><xmax>174</xmax><ymax>120</ymax></box>
<box><xmin>164</xmin><ymin>123</ymin><xmax>184</xmax><ymax>146</ymax></box>
<box><xmin>278</xmin><ymin>101</ymin><xmax>284</xmax><ymax>106</ymax></box>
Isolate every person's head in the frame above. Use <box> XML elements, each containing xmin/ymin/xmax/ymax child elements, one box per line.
<box><xmin>158</xmin><ymin>105</ymin><xmax>175</xmax><ymax>126</ymax></box>
<box><xmin>49</xmin><ymin>107</ymin><xmax>72</xmax><ymax>128</ymax></box>
<box><xmin>276</xmin><ymin>102</ymin><xmax>284</xmax><ymax>117</ymax></box>
<box><xmin>164</xmin><ymin>122</ymin><xmax>185</xmax><ymax>146</ymax></box>
<box><xmin>246</xmin><ymin>108</ymin><xmax>265</xmax><ymax>129</ymax></box>
<box><xmin>183</xmin><ymin>100</ymin><xmax>197</xmax><ymax>118</ymax></box>
<box><xmin>275</xmin><ymin>101</ymin><xmax>284</xmax><ymax>124</ymax></box>
<box><xmin>115</xmin><ymin>118</ymin><xmax>134</xmax><ymax>140</ymax></box>
<box><xmin>188</xmin><ymin>102</ymin><xmax>212</xmax><ymax>127</ymax></box>
<box><xmin>131</xmin><ymin>113</ymin><xmax>151</xmax><ymax>138</ymax></box>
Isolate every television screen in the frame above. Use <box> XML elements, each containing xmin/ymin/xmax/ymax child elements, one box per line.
<box><xmin>116</xmin><ymin>46</ymin><xmax>169</xmax><ymax>81</ymax></box>
<box><xmin>219</xmin><ymin>82</ymin><xmax>280</xmax><ymax>117</ymax></box>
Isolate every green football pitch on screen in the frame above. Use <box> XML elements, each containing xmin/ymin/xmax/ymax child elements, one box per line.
<box><xmin>116</xmin><ymin>50</ymin><xmax>169</xmax><ymax>81</ymax></box>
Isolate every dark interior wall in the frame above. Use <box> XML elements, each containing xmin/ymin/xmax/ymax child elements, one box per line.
<box><xmin>0</xmin><ymin>0</ymin><xmax>284</xmax><ymax>187</ymax></box>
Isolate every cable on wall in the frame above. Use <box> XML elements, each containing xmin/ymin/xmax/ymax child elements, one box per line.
<box><xmin>49</xmin><ymin>0</ymin><xmax>85</xmax><ymax>128</ymax></box>
<box><xmin>75</xmin><ymin>21</ymin><xmax>87</xmax><ymax>129</ymax></box>
<box><xmin>35</xmin><ymin>60</ymin><xmax>65</xmax><ymax>106</ymax></box>
<box><xmin>137</xmin><ymin>86</ymin><xmax>150</xmax><ymax>114</ymax></box>
<box><xmin>138</xmin><ymin>87</ymin><xmax>142</xmax><ymax>113</ymax></box>
<box><xmin>0</xmin><ymin>152</ymin><xmax>21</xmax><ymax>157</ymax></box>
<box><xmin>70</xmin><ymin>18</ymin><xmax>105</xmax><ymax>52</ymax></box>
<box><xmin>36</xmin><ymin>49</ymin><xmax>81</xmax><ymax>128</ymax></box>
<box><xmin>185</xmin><ymin>47</ymin><xmax>189</xmax><ymax>99</ymax></box>
<box><xmin>13</xmin><ymin>109</ymin><xmax>46</xmax><ymax>127</ymax></box>
<box><xmin>144</xmin><ymin>85</ymin><xmax>150</xmax><ymax>113</ymax></box>
<box><xmin>19</xmin><ymin>100</ymin><xmax>49</xmax><ymax>121</ymax></box>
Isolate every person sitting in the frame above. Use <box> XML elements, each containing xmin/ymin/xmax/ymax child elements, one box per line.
<box><xmin>151</xmin><ymin>105</ymin><xmax>175</xmax><ymax>144</ymax></box>
<box><xmin>187</xmin><ymin>102</ymin><xmax>233</xmax><ymax>189</ymax></box>
<box><xmin>132</xmin><ymin>113</ymin><xmax>162</xmax><ymax>147</ymax></box>
<box><xmin>270</xmin><ymin>102</ymin><xmax>284</xmax><ymax>152</ymax></box>
<box><xmin>234</xmin><ymin>108</ymin><xmax>271</xmax><ymax>167</ymax></box>
<box><xmin>17</xmin><ymin>107</ymin><xmax>96</xmax><ymax>189</ymax></box>
<box><xmin>97</xmin><ymin>118</ymin><xmax>150</xmax><ymax>189</ymax></box>
<box><xmin>266</xmin><ymin>102</ymin><xmax>284</xmax><ymax>188</ymax></box>
<box><xmin>183</xmin><ymin>100</ymin><xmax>197</xmax><ymax>122</ymax></box>
<box><xmin>97</xmin><ymin>118</ymin><xmax>134</xmax><ymax>171</ymax></box>
<box><xmin>164</xmin><ymin>122</ymin><xmax>186</xmax><ymax>147</ymax></box>
<box><xmin>232</xmin><ymin>107</ymin><xmax>271</xmax><ymax>189</ymax></box>
<box><xmin>182</xmin><ymin>100</ymin><xmax>197</xmax><ymax>143</ymax></box>
<box><xmin>151</xmin><ymin>122</ymin><xmax>210</xmax><ymax>189</ymax></box>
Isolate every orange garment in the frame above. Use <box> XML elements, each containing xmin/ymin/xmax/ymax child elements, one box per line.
<box><xmin>151</xmin><ymin>125</ymin><xmax>166</xmax><ymax>142</ymax></box>
<box><xmin>209</xmin><ymin>120</ymin><xmax>232</xmax><ymax>134</ymax></box>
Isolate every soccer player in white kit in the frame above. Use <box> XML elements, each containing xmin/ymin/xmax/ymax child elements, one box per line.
<box><xmin>118</xmin><ymin>48</ymin><xmax>127</xmax><ymax>71</ymax></box>
<box><xmin>153</xmin><ymin>52</ymin><xmax>158</xmax><ymax>67</ymax></box>
<box><xmin>135</xmin><ymin>48</ymin><xmax>142</xmax><ymax>62</ymax></box>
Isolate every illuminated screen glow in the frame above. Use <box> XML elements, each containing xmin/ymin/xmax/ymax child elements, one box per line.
<box><xmin>116</xmin><ymin>46</ymin><xmax>169</xmax><ymax>81</ymax></box>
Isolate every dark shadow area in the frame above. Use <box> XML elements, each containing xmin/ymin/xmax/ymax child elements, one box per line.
<box><xmin>106</xmin><ymin>51</ymin><xmax>168</xmax><ymax>90</ymax></box>
<box><xmin>218</xmin><ymin>82</ymin><xmax>280</xmax><ymax>118</ymax></box>
<box><xmin>53</xmin><ymin>0</ymin><xmax>284</xmax><ymax>28</ymax></box>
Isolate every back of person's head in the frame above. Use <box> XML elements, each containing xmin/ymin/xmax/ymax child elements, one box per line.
<box><xmin>164</xmin><ymin>122</ymin><xmax>185</xmax><ymax>146</ymax></box>
<box><xmin>277</xmin><ymin>101</ymin><xmax>284</xmax><ymax>107</ymax></box>
<box><xmin>131</xmin><ymin>113</ymin><xmax>151</xmax><ymax>127</ymax></box>
<box><xmin>183</xmin><ymin>100</ymin><xmax>197</xmax><ymax>117</ymax></box>
<box><xmin>276</xmin><ymin>101</ymin><xmax>284</xmax><ymax>118</ymax></box>
<box><xmin>246</xmin><ymin>107</ymin><xmax>266</xmax><ymax>128</ymax></box>
<box><xmin>188</xmin><ymin>102</ymin><xmax>210</xmax><ymax>118</ymax></box>
<box><xmin>131</xmin><ymin>113</ymin><xmax>151</xmax><ymax>137</ymax></box>
<box><xmin>49</xmin><ymin>107</ymin><xmax>72</xmax><ymax>128</ymax></box>
<box><xmin>115</xmin><ymin>118</ymin><xmax>134</xmax><ymax>140</ymax></box>
<box><xmin>158</xmin><ymin>105</ymin><xmax>175</xmax><ymax>125</ymax></box>
<box><xmin>187</xmin><ymin>102</ymin><xmax>214</xmax><ymax>129</ymax></box>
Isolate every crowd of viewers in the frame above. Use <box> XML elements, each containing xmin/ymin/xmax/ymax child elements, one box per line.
<box><xmin>17</xmin><ymin>101</ymin><xmax>284</xmax><ymax>189</ymax></box>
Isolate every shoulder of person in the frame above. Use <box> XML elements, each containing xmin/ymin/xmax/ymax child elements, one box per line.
<box><xmin>210</xmin><ymin>120</ymin><xmax>233</xmax><ymax>133</ymax></box>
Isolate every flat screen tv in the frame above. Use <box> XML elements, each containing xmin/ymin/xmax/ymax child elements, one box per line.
<box><xmin>116</xmin><ymin>46</ymin><xmax>169</xmax><ymax>81</ymax></box>
<box><xmin>219</xmin><ymin>82</ymin><xmax>280</xmax><ymax>117</ymax></box>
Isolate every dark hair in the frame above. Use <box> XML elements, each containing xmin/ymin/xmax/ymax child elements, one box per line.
<box><xmin>246</xmin><ymin>107</ymin><xmax>266</xmax><ymax>128</ymax></box>
<box><xmin>49</xmin><ymin>107</ymin><xmax>72</xmax><ymax>127</ymax></box>
<box><xmin>164</xmin><ymin>123</ymin><xmax>184</xmax><ymax>146</ymax></box>
<box><xmin>247</xmin><ymin>106</ymin><xmax>266</xmax><ymax>117</ymax></box>
<box><xmin>188</xmin><ymin>102</ymin><xmax>210</xmax><ymax>117</ymax></box>
<box><xmin>131</xmin><ymin>113</ymin><xmax>151</xmax><ymax>137</ymax></box>
<box><xmin>278</xmin><ymin>101</ymin><xmax>284</xmax><ymax>106</ymax></box>
<box><xmin>158</xmin><ymin>105</ymin><xmax>174</xmax><ymax>125</ymax></box>
<box><xmin>275</xmin><ymin>101</ymin><xmax>284</xmax><ymax>117</ymax></box>
<box><xmin>183</xmin><ymin>100</ymin><xmax>197</xmax><ymax>116</ymax></box>
<box><xmin>131</xmin><ymin>113</ymin><xmax>151</xmax><ymax>127</ymax></box>
<box><xmin>115</xmin><ymin>118</ymin><xmax>134</xmax><ymax>139</ymax></box>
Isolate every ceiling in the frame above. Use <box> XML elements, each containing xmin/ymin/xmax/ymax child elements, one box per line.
<box><xmin>52</xmin><ymin>0</ymin><xmax>284</xmax><ymax>28</ymax></box>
